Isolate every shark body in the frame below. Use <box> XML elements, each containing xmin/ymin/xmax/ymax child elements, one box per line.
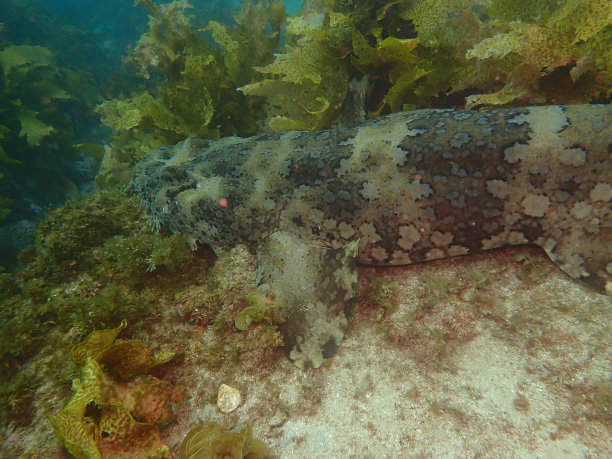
<box><xmin>133</xmin><ymin>105</ymin><xmax>612</xmax><ymax>369</ymax></box>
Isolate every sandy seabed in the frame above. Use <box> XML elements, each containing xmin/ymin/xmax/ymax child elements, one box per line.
<box><xmin>3</xmin><ymin>246</ymin><xmax>611</xmax><ymax>458</ymax></box>
<box><xmin>167</xmin><ymin>247</ymin><xmax>611</xmax><ymax>458</ymax></box>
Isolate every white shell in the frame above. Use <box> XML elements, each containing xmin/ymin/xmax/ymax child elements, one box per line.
<box><xmin>217</xmin><ymin>384</ymin><xmax>241</xmax><ymax>412</ymax></box>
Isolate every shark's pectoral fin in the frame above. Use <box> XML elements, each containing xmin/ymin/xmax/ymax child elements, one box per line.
<box><xmin>256</xmin><ymin>231</ymin><xmax>359</xmax><ymax>369</ymax></box>
<box><xmin>543</xmin><ymin>232</ymin><xmax>612</xmax><ymax>295</ymax></box>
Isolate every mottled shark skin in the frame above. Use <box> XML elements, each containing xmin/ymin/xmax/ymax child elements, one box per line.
<box><xmin>132</xmin><ymin>104</ymin><xmax>612</xmax><ymax>369</ymax></box>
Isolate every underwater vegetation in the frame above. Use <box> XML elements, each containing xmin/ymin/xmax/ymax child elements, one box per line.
<box><xmin>240</xmin><ymin>0</ymin><xmax>612</xmax><ymax>128</ymax></box>
<box><xmin>234</xmin><ymin>291</ymin><xmax>283</xmax><ymax>331</ymax></box>
<box><xmin>0</xmin><ymin>0</ymin><xmax>152</xmax><ymax>267</ymax></box>
<box><xmin>50</xmin><ymin>320</ymin><xmax>176</xmax><ymax>459</ymax></box>
<box><xmin>0</xmin><ymin>191</ymin><xmax>195</xmax><ymax>428</ymax></box>
<box><xmin>0</xmin><ymin>189</ymin><xmax>283</xmax><ymax>455</ymax></box>
<box><xmin>95</xmin><ymin>0</ymin><xmax>287</xmax><ymax>186</ymax></box>
<box><xmin>0</xmin><ymin>172</ymin><xmax>11</xmax><ymax>222</ymax></box>
<box><xmin>0</xmin><ymin>42</ymin><xmax>99</xmax><ymax>213</ymax></box>
<box><xmin>179</xmin><ymin>421</ymin><xmax>271</xmax><ymax>459</ymax></box>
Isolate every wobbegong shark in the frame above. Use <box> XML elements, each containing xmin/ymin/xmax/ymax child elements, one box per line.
<box><xmin>132</xmin><ymin>104</ymin><xmax>612</xmax><ymax>369</ymax></box>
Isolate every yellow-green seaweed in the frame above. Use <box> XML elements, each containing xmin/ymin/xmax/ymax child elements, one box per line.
<box><xmin>50</xmin><ymin>323</ymin><xmax>176</xmax><ymax>458</ymax></box>
<box><xmin>235</xmin><ymin>291</ymin><xmax>282</xmax><ymax>331</ymax></box>
<box><xmin>96</xmin><ymin>0</ymin><xmax>286</xmax><ymax>185</ymax></box>
<box><xmin>71</xmin><ymin>319</ymin><xmax>128</xmax><ymax>366</ymax></box>
<box><xmin>98</xmin><ymin>339</ymin><xmax>176</xmax><ymax>380</ymax></box>
<box><xmin>179</xmin><ymin>421</ymin><xmax>271</xmax><ymax>459</ymax></box>
<box><xmin>239</xmin><ymin>10</ymin><xmax>350</xmax><ymax>130</ymax></box>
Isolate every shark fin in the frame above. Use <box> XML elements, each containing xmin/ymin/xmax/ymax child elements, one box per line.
<box><xmin>543</xmin><ymin>232</ymin><xmax>612</xmax><ymax>295</ymax></box>
<box><xmin>256</xmin><ymin>232</ymin><xmax>359</xmax><ymax>369</ymax></box>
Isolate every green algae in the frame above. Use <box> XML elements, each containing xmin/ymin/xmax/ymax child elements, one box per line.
<box><xmin>0</xmin><ymin>191</ymin><xmax>197</xmax><ymax>428</ymax></box>
<box><xmin>187</xmin><ymin>246</ymin><xmax>283</xmax><ymax>371</ymax></box>
<box><xmin>0</xmin><ymin>192</ymin><xmax>283</xmax><ymax>453</ymax></box>
<box><xmin>19</xmin><ymin>191</ymin><xmax>147</xmax><ymax>282</ymax></box>
<box><xmin>362</xmin><ymin>275</ymin><xmax>399</xmax><ymax>319</ymax></box>
<box><xmin>179</xmin><ymin>421</ymin><xmax>270</xmax><ymax>459</ymax></box>
<box><xmin>235</xmin><ymin>291</ymin><xmax>283</xmax><ymax>331</ymax></box>
<box><xmin>97</xmin><ymin>339</ymin><xmax>176</xmax><ymax>380</ymax></box>
<box><xmin>50</xmin><ymin>323</ymin><xmax>176</xmax><ymax>459</ymax></box>
<box><xmin>102</xmin><ymin>232</ymin><xmax>191</xmax><ymax>282</ymax></box>
<box><xmin>14</xmin><ymin>190</ymin><xmax>193</xmax><ymax>289</ymax></box>
<box><xmin>71</xmin><ymin>320</ymin><xmax>128</xmax><ymax>366</ymax></box>
<box><xmin>242</xmin><ymin>0</ymin><xmax>611</xmax><ymax>127</ymax></box>
<box><xmin>96</xmin><ymin>0</ymin><xmax>286</xmax><ymax>185</ymax></box>
<box><xmin>239</xmin><ymin>9</ymin><xmax>351</xmax><ymax>130</ymax></box>
<box><xmin>0</xmin><ymin>29</ymin><xmax>108</xmax><ymax>227</ymax></box>
<box><xmin>424</xmin><ymin>271</ymin><xmax>451</xmax><ymax>301</ymax></box>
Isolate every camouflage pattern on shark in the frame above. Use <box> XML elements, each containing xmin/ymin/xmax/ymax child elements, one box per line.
<box><xmin>132</xmin><ymin>104</ymin><xmax>612</xmax><ymax>369</ymax></box>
